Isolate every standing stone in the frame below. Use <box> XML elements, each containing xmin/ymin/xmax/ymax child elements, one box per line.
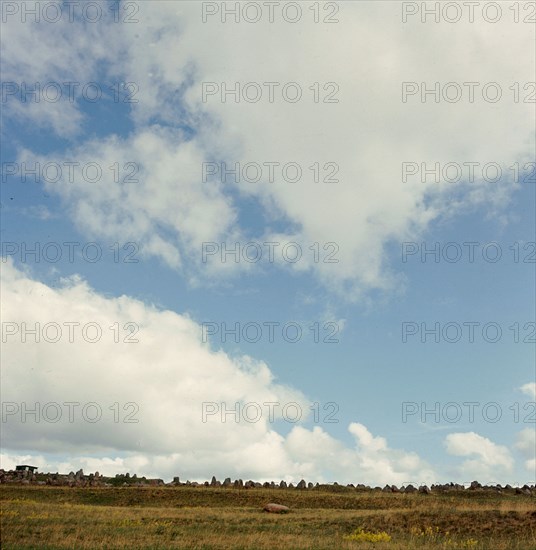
<box><xmin>234</xmin><ymin>479</ymin><xmax>243</xmax><ymax>489</ymax></box>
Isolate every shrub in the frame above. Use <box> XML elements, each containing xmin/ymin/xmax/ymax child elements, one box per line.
<box><xmin>343</xmin><ymin>527</ymin><xmax>392</xmax><ymax>543</ymax></box>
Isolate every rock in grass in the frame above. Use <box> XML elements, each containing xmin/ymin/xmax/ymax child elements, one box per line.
<box><xmin>263</xmin><ymin>503</ymin><xmax>290</xmax><ymax>514</ymax></box>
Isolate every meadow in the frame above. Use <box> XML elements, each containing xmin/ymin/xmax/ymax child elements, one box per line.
<box><xmin>1</xmin><ymin>485</ymin><xmax>535</xmax><ymax>549</ymax></box>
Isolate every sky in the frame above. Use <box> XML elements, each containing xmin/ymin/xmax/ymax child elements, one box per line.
<box><xmin>0</xmin><ymin>0</ymin><xmax>535</xmax><ymax>486</ymax></box>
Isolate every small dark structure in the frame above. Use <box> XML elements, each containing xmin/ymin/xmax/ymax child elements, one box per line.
<box><xmin>15</xmin><ymin>465</ymin><xmax>38</xmax><ymax>473</ymax></box>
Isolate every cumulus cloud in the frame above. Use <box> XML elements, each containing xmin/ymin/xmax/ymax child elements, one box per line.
<box><xmin>444</xmin><ymin>432</ymin><xmax>514</xmax><ymax>480</ymax></box>
<box><xmin>1</xmin><ymin>259</ymin><xmax>434</xmax><ymax>483</ymax></box>
<box><xmin>520</xmin><ymin>382</ymin><xmax>536</xmax><ymax>400</ymax></box>
<box><xmin>515</xmin><ymin>428</ymin><xmax>536</xmax><ymax>475</ymax></box>
<box><xmin>5</xmin><ymin>2</ymin><xmax>533</xmax><ymax>297</ymax></box>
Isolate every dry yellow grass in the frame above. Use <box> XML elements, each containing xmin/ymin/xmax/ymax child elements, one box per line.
<box><xmin>1</xmin><ymin>486</ymin><xmax>535</xmax><ymax>549</ymax></box>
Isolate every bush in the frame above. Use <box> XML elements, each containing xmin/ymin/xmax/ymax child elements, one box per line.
<box><xmin>344</xmin><ymin>527</ymin><xmax>392</xmax><ymax>543</ymax></box>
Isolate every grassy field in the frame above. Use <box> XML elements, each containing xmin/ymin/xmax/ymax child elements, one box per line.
<box><xmin>1</xmin><ymin>485</ymin><xmax>535</xmax><ymax>549</ymax></box>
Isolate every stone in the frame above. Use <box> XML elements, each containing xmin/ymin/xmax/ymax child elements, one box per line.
<box><xmin>263</xmin><ymin>503</ymin><xmax>290</xmax><ymax>514</ymax></box>
<box><xmin>297</xmin><ymin>479</ymin><xmax>307</xmax><ymax>489</ymax></box>
<box><xmin>419</xmin><ymin>485</ymin><xmax>431</xmax><ymax>494</ymax></box>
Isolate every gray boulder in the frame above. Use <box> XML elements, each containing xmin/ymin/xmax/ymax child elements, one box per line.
<box><xmin>263</xmin><ymin>503</ymin><xmax>290</xmax><ymax>514</ymax></box>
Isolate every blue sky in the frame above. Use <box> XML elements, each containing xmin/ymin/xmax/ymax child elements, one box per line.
<box><xmin>1</xmin><ymin>1</ymin><xmax>534</xmax><ymax>485</ymax></box>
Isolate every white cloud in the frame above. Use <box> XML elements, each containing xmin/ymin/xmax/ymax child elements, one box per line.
<box><xmin>20</xmin><ymin>205</ymin><xmax>55</xmax><ymax>221</ymax></box>
<box><xmin>444</xmin><ymin>432</ymin><xmax>514</xmax><ymax>480</ymax></box>
<box><xmin>5</xmin><ymin>2</ymin><xmax>533</xmax><ymax>297</ymax></box>
<box><xmin>0</xmin><ymin>259</ymin><xmax>434</xmax><ymax>483</ymax></box>
<box><xmin>515</xmin><ymin>428</ymin><xmax>536</xmax><ymax>475</ymax></box>
<box><xmin>520</xmin><ymin>382</ymin><xmax>536</xmax><ymax>400</ymax></box>
<box><xmin>0</xmin><ymin>0</ymin><xmax>116</xmax><ymax>138</ymax></box>
<box><xmin>18</xmin><ymin>127</ymin><xmax>240</xmax><ymax>273</ymax></box>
